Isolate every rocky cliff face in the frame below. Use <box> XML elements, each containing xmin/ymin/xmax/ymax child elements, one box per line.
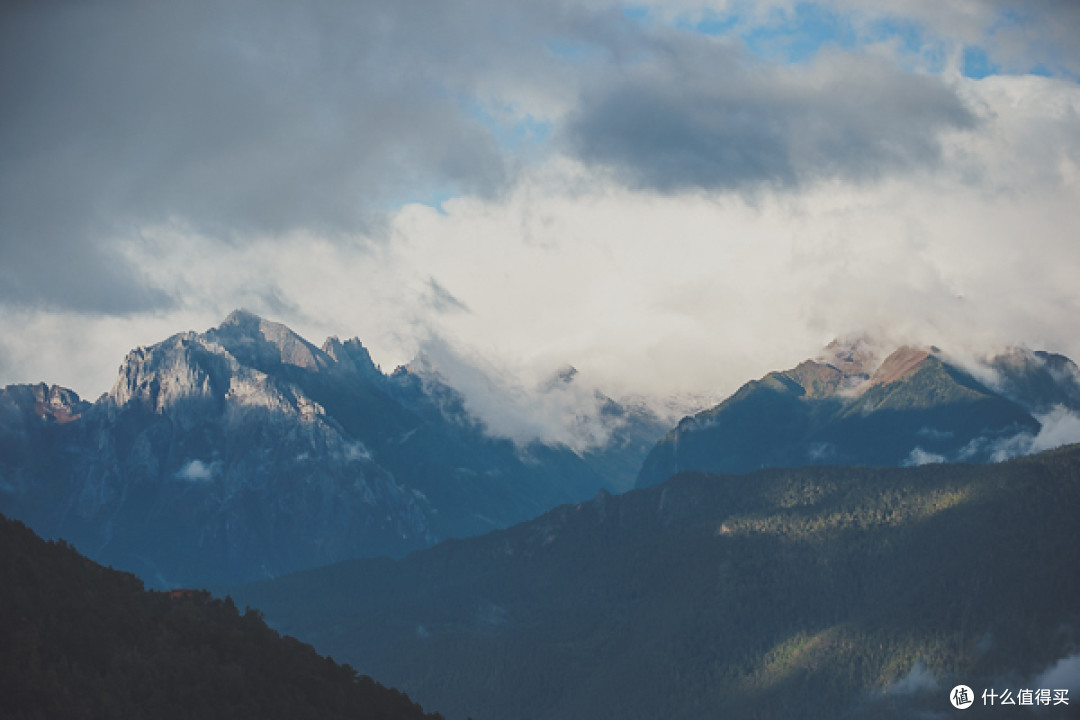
<box><xmin>0</xmin><ymin>382</ymin><xmax>88</xmax><ymax>432</ymax></box>
<box><xmin>0</xmin><ymin>311</ymin><xmax>622</xmax><ymax>587</ymax></box>
<box><xmin>1</xmin><ymin>313</ymin><xmax>434</xmax><ymax>586</ymax></box>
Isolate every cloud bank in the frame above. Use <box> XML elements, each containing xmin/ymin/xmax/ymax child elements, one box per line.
<box><xmin>566</xmin><ymin>46</ymin><xmax>977</xmax><ymax>192</ymax></box>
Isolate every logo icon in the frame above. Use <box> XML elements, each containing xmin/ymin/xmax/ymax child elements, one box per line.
<box><xmin>950</xmin><ymin>685</ymin><xmax>975</xmax><ymax>709</ymax></box>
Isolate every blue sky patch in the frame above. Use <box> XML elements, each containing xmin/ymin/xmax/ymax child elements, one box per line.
<box><xmin>731</xmin><ymin>3</ymin><xmax>859</xmax><ymax>63</ymax></box>
<box><xmin>865</xmin><ymin>17</ymin><xmax>925</xmax><ymax>55</ymax></box>
<box><xmin>676</xmin><ymin>9</ymin><xmax>739</xmax><ymax>37</ymax></box>
<box><xmin>622</xmin><ymin>5</ymin><xmax>651</xmax><ymax>24</ymax></box>
<box><xmin>671</xmin><ymin>2</ymin><xmax>865</xmax><ymax>64</ymax></box>
<box><xmin>467</xmin><ymin>102</ymin><xmax>553</xmax><ymax>152</ymax></box>
<box><xmin>962</xmin><ymin>45</ymin><xmax>999</xmax><ymax>79</ymax></box>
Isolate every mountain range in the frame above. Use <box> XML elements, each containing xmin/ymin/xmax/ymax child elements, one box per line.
<box><xmin>5</xmin><ymin>314</ymin><xmax>1080</xmax><ymax>719</ymax></box>
<box><xmin>0</xmin><ymin>310</ymin><xmax>665</xmax><ymax>587</ymax></box>
<box><xmin>636</xmin><ymin>338</ymin><xmax>1080</xmax><ymax>488</ymax></box>
<box><xmin>234</xmin><ymin>442</ymin><xmax>1080</xmax><ymax>720</ymax></box>
<box><xmin>5</xmin><ymin>316</ymin><xmax>1080</xmax><ymax>591</ymax></box>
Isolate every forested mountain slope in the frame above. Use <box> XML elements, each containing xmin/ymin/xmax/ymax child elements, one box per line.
<box><xmin>237</xmin><ymin>444</ymin><xmax>1080</xmax><ymax>720</ymax></box>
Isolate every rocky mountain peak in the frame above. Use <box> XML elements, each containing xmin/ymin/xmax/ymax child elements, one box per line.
<box><xmin>779</xmin><ymin>361</ymin><xmax>844</xmax><ymax>398</ymax></box>
<box><xmin>33</xmin><ymin>383</ymin><xmax>86</xmax><ymax>424</ymax></box>
<box><xmin>864</xmin><ymin>346</ymin><xmax>933</xmax><ymax>390</ymax></box>
<box><xmin>108</xmin><ymin>332</ymin><xmax>224</xmax><ymax>410</ymax></box>
<box><xmin>208</xmin><ymin>310</ymin><xmax>333</xmax><ymax>373</ymax></box>
<box><xmin>812</xmin><ymin>339</ymin><xmax>937</xmax><ymax>396</ymax></box>
<box><xmin>634</xmin><ymin>335</ymin><xmax>1073</xmax><ymax>489</ymax></box>
<box><xmin>321</xmin><ymin>336</ymin><xmax>380</xmax><ymax>377</ymax></box>
<box><xmin>321</xmin><ymin>336</ymin><xmax>350</xmax><ymax>365</ymax></box>
<box><xmin>0</xmin><ymin>383</ymin><xmax>88</xmax><ymax>434</ymax></box>
<box><xmin>222</xmin><ymin>308</ymin><xmax>261</xmax><ymax>326</ymax></box>
<box><xmin>819</xmin><ymin>335</ymin><xmax>884</xmax><ymax>378</ymax></box>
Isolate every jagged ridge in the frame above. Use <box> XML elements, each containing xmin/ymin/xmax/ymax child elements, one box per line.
<box><xmin>0</xmin><ymin>311</ymin><xmax>631</xmax><ymax>587</ymax></box>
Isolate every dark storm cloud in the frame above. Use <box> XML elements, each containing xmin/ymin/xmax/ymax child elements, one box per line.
<box><xmin>563</xmin><ymin>38</ymin><xmax>979</xmax><ymax>193</ymax></box>
<box><xmin>0</xmin><ymin>0</ymin><xmax>582</xmax><ymax>313</ymax></box>
<box><xmin>0</xmin><ymin>0</ymin><xmax>995</xmax><ymax>314</ymax></box>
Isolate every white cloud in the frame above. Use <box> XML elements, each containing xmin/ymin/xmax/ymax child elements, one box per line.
<box><xmin>175</xmin><ymin>459</ymin><xmax>215</xmax><ymax>482</ymax></box>
<box><xmin>980</xmin><ymin>406</ymin><xmax>1080</xmax><ymax>462</ymax></box>
<box><xmin>903</xmin><ymin>448</ymin><xmax>947</xmax><ymax>467</ymax></box>
<box><xmin>343</xmin><ymin>441</ymin><xmax>373</xmax><ymax>463</ymax></box>
<box><xmin>889</xmin><ymin>659</ymin><xmax>939</xmax><ymax>695</ymax></box>
<box><xmin>1029</xmin><ymin>407</ymin><xmax>1080</xmax><ymax>453</ymax></box>
<box><xmin>1033</xmin><ymin>652</ymin><xmax>1080</xmax><ymax>696</ymax></box>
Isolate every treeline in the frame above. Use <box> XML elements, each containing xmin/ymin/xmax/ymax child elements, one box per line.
<box><xmin>0</xmin><ymin>513</ymin><xmax>443</xmax><ymax>720</ymax></box>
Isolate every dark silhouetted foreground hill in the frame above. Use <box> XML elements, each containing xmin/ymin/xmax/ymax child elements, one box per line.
<box><xmin>236</xmin><ymin>444</ymin><xmax>1080</xmax><ymax>720</ymax></box>
<box><xmin>0</xmin><ymin>513</ymin><xmax>443</xmax><ymax>720</ymax></box>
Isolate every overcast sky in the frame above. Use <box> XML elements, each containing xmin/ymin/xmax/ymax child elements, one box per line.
<box><xmin>2</xmin><ymin>0</ymin><xmax>1079</xmax><ymax>441</ymax></box>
